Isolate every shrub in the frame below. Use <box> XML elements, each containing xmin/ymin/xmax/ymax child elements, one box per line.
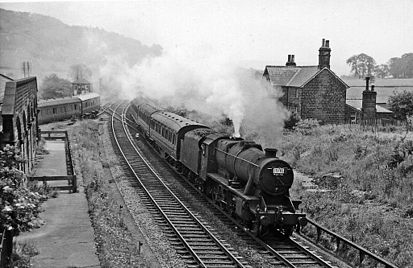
<box><xmin>284</xmin><ymin>112</ymin><xmax>300</xmax><ymax>130</ymax></box>
<box><xmin>0</xmin><ymin>145</ymin><xmax>46</xmax><ymax>236</ymax></box>
<box><xmin>293</xmin><ymin>119</ymin><xmax>320</xmax><ymax>135</ymax></box>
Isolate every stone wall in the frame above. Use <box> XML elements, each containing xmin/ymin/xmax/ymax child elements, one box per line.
<box><xmin>300</xmin><ymin>69</ymin><xmax>347</xmax><ymax>124</ymax></box>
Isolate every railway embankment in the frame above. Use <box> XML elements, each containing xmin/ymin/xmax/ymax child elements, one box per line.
<box><xmin>69</xmin><ymin>118</ymin><xmax>176</xmax><ymax>267</ymax></box>
<box><xmin>278</xmin><ymin>123</ymin><xmax>413</xmax><ymax>267</ymax></box>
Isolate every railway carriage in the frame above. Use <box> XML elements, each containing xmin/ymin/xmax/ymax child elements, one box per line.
<box><xmin>142</xmin><ymin>109</ymin><xmax>207</xmax><ymax>161</ymax></box>
<box><xmin>133</xmin><ymin>103</ymin><xmax>159</xmax><ymax>138</ymax></box>
<box><xmin>38</xmin><ymin>93</ymin><xmax>101</xmax><ymax>124</ymax></box>
<box><xmin>77</xmin><ymin>93</ymin><xmax>100</xmax><ymax>116</ymax></box>
<box><xmin>38</xmin><ymin>98</ymin><xmax>81</xmax><ymax>124</ymax></box>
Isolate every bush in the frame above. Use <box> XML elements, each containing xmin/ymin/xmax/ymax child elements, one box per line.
<box><xmin>284</xmin><ymin>112</ymin><xmax>300</xmax><ymax>130</ymax></box>
<box><xmin>293</xmin><ymin>118</ymin><xmax>320</xmax><ymax>135</ymax></box>
<box><xmin>0</xmin><ymin>145</ymin><xmax>46</xmax><ymax>236</ymax></box>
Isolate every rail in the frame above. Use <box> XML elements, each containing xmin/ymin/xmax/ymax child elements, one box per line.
<box><xmin>299</xmin><ymin>218</ymin><xmax>398</xmax><ymax>268</ymax></box>
<box><xmin>112</xmin><ymin>102</ymin><xmax>246</xmax><ymax>268</ymax></box>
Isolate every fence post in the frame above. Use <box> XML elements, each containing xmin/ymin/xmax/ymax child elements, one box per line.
<box><xmin>0</xmin><ymin>229</ymin><xmax>13</xmax><ymax>268</ymax></box>
<box><xmin>72</xmin><ymin>175</ymin><xmax>77</xmax><ymax>193</ymax></box>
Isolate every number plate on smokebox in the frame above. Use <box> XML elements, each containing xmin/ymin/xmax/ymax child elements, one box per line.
<box><xmin>272</xmin><ymin>168</ymin><xmax>284</xmax><ymax>175</ymax></box>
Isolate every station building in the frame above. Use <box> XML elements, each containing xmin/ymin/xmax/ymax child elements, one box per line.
<box><xmin>72</xmin><ymin>78</ymin><xmax>92</xmax><ymax>96</ymax></box>
<box><xmin>0</xmin><ymin>76</ymin><xmax>39</xmax><ymax>172</ymax></box>
<box><xmin>263</xmin><ymin>39</ymin><xmax>349</xmax><ymax>124</ymax></box>
<box><xmin>263</xmin><ymin>39</ymin><xmax>394</xmax><ymax>125</ymax></box>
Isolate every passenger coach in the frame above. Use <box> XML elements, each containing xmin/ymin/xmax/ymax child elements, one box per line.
<box><xmin>38</xmin><ymin>93</ymin><xmax>100</xmax><ymax>124</ymax></box>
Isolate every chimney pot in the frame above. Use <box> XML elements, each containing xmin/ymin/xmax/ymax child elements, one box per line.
<box><xmin>371</xmin><ymin>85</ymin><xmax>375</xmax><ymax>91</ymax></box>
<box><xmin>325</xmin><ymin>40</ymin><xmax>329</xmax><ymax>47</ymax></box>
<box><xmin>365</xmin><ymin>77</ymin><xmax>370</xmax><ymax>91</ymax></box>
<box><xmin>291</xmin><ymin>55</ymin><xmax>295</xmax><ymax>62</ymax></box>
<box><xmin>322</xmin><ymin>38</ymin><xmax>325</xmax><ymax>46</ymax></box>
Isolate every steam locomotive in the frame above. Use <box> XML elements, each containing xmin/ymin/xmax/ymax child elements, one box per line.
<box><xmin>130</xmin><ymin>99</ymin><xmax>306</xmax><ymax>236</ymax></box>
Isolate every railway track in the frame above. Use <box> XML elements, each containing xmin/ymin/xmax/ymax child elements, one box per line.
<box><xmin>109</xmin><ymin>101</ymin><xmax>396</xmax><ymax>268</ymax></box>
<box><xmin>110</xmin><ymin>102</ymin><xmax>249</xmax><ymax>268</ymax></box>
<box><xmin>111</xmin><ymin>102</ymin><xmax>338</xmax><ymax>268</ymax></box>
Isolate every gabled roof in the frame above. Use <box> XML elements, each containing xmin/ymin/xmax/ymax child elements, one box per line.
<box><xmin>286</xmin><ymin>66</ymin><xmax>319</xmax><ymax>87</ymax></box>
<box><xmin>264</xmin><ymin>65</ymin><xmax>349</xmax><ymax>89</ymax></box>
<box><xmin>72</xmin><ymin>78</ymin><xmax>90</xmax><ymax>84</ymax></box>
<box><xmin>38</xmin><ymin>97</ymin><xmax>80</xmax><ymax>107</ymax></box>
<box><xmin>346</xmin><ymin>99</ymin><xmax>393</xmax><ymax>114</ymax></box>
<box><xmin>263</xmin><ymin>66</ymin><xmax>301</xmax><ymax>85</ymax></box>
<box><xmin>0</xmin><ymin>74</ymin><xmax>14</xmax><ymax>103</ymax></box>
<box><xmin>75</xmin><ymin>92</ymin><xmax>100</xmax><ymax>101</ymax></box>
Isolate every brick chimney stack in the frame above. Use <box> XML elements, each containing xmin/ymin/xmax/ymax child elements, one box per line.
<box><xmin>362</xmin><ymin>76</ymin><xmax>377</xmax><ymax>122</ymax></box>
<box><xmin>286</xmin><ymin>54</ymin><xmax>296</xmax><ymax>66</ymax></box>
<box><xmin>318</xmin><ymin>38</ymin><xmax>331</xmax><ymax>69</ymax></box>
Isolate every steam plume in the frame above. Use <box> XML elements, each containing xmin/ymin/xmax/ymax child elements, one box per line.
<box><xmin>98</xmin><ymin>47</ymin><xmax>289</xmax><ymax>146</ymax></box>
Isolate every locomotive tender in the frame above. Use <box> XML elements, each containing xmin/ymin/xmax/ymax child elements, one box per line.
<box><xmin>131</xmin><ymin>99</ymin><xmax>305</xmax><ymax>236</ymax></box>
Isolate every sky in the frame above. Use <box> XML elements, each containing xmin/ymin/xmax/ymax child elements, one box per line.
<box><xmin>0</xmin><ymin>0</ymin><xmax>412</xmax><ymax>75</ymax></box>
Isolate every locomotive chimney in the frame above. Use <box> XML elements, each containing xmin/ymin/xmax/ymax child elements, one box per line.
<box><xmin>264</xmin><ymin>148</ymin><xmax>278</xmax><ymax>158</ymax></box>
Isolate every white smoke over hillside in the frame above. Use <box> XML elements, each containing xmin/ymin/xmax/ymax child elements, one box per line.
<box><xmin>98</xmin><ymin>47</ymin><xmax>289</xmax><ymax>146</ymax></box>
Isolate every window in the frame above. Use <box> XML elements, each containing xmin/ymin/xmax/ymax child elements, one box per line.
<box><xmin>53</xmin><ymin>108</ymin><xmax>57</xmax><ymax>114</ymax></box>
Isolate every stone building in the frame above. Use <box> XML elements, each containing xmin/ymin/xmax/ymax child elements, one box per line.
<box><xmin>72</xmin><ymin>78</ymin><xmax>92</xmax><ymax>96</ymax></box>
<box><xmin>0</xmin><ymin>76</ymin><xmax>39</xmax><ymax>172</ymax></box>
<box><xmin>263</xmin><ymin>39</ymin><xmax>349</xmax><ymax>124</ymax></box>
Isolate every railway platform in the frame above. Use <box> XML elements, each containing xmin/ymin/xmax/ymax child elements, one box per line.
<box><xmin>17</xmin><ymin>138</ymin><xmax>100</xmax><ymax>268</ymax></box>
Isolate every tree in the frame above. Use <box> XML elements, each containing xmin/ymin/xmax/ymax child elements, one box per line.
<box><xmin>346</xmin><ymin>53</ymin><xmax>376</xmax><ymax>78</ymax></box>
<box><xmin>374</xmin><ymin>64</ymin><xmax>390</xmax><ymax>78</ymax></box>
<box><xmin>69</xmin><ymin>64</ymin><xmax>92</xmax><ymax>81</ymax></box>
<box><xmin>388</xmin><ymin>53</ymin><xmax>413</xmax><ymax>78</ymax></box>
<box><xmin>40</xmin><ymin>74</ymin><xmax>72</xmax><ymax>99</ymax></box>
<box><xmin>388</xmin><ymin>90</ymin><xmax>413</xmax><ymax>120</ymax></box>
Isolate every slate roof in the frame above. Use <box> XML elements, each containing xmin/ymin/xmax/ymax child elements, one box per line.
<box><xmin>264</xmin><ymin>65</ymin><xmax>348</xmax><ymax>88</ymax></box>
<box><xmin>0</xmin><ymin>74</ymin><xmax>14</xmax><ymax>103</ymax></box>
<box><xmin>76</xmin><ymin>93</ymin><xmax>100</xmax><ymax>101</ymax></box>
<box><xmin>264</xmin><ymin>66</ymin><xmax>301</xmax><ymax>85</ymax></box>
<box><xmin>72</xmin><ymin>78</ymin><xmax>90</xmax><ymax>84</ymax></box>
<box><xmin>342</xmin><ymin>78</ymin><xmax>413</xmax><ymax>87</ymax></box>
<box><xmin>346</xmin><ymin>99</ymin><xmax>393</xmax><ymax>114</ymax></box>
<box><xmin>286</xmin><ymin>66</ymin><xmax>319</xmax><ymax>87</ymax></box>
<box><xmin>38</xmin><ymin>97</ymin><xmax>80</xmax><ymax>107</ymax></box>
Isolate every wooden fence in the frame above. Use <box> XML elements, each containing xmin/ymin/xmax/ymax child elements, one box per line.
<box><xmin>28</xmin><ymin>130</ymin><xmax>77</xmax><ymax>193</ymax></box>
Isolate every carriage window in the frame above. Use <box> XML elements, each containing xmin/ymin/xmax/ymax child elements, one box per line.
<box><xmin>53</xmin><ymin>108</ymin><xmax>57</xmax><ymax>114</ymax></box>
<box><xmin>172</xmin><ymin>134</ymin><xmax>176</xmax><ymax>144</ymax></box>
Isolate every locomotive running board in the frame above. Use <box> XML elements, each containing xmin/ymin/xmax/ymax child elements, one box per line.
<box><xmin>207</xmin><ymin>173</ymin><xmax>259</xmax><ymax>202</ymax></box>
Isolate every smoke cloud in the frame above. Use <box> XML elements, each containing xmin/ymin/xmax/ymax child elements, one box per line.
<box><xmin>98</xmin><ymin>46</ymin><xmax>289</xmax><ymax>146</ymax></box>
